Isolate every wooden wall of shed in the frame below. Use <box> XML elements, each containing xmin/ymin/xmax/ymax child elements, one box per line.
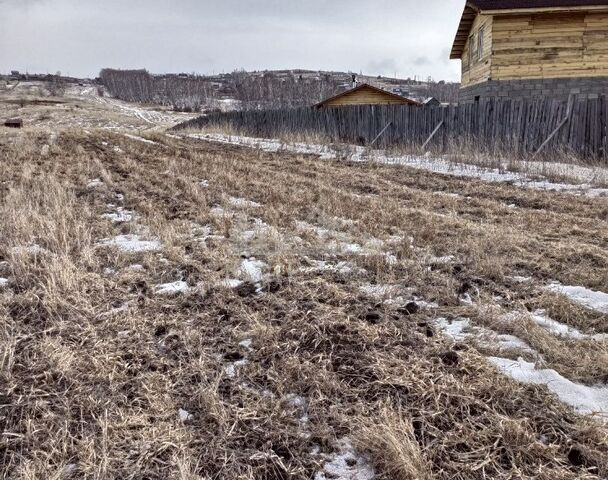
<box><xmin>321</xmin><ymin>87</ymin><xmax>409</xmax><ymax>107</ymax></box>
<box><xmin>461</xmin><ymin>14</ymin><xmax>493</xmax><ymax>88</ymax></box>
<box><xmin>491</xmin><ymin>11</ymin><xmax>608</xmax><ymax>80</ymax></box>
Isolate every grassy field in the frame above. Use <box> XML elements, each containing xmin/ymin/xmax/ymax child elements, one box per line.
<box><xmin>1</xmin><ymin>84</ymin><xmax>608</xmax><ymax>479</ymax></box>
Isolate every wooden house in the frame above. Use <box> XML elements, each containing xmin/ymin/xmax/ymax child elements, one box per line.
<box><xmin>450</xmin><ymin>0</ymin><xmax>608</xmax><ymax>102</ymax></box>
<box><xmin>314</xmin><ymin>83</ymin><xmax>420</xmax><ymax>108</ymax></box>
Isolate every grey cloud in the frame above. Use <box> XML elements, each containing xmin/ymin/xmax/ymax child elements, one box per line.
<box><xmin>0</xmin><ymin>0</ymin><xmax>462</xmax><ymax>81</ymax></box>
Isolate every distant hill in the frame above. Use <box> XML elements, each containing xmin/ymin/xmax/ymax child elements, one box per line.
<box><xmin>97</xmin><ymin>68</ymin><xmax>459</xmax><ymax>112</ymax></box>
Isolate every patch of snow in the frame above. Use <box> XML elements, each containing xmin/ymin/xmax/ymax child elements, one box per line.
<box><xmin>360</xmin><ymin>283</ymin><xmax>400</xmax><ymax>299</ymax></box>
<box><xmin>436</xmin><ymin>317</ymin><xmax>534</xmax><ymax>352</ymax></box>
<box><xmin>227</xmin><ymin>196</ymin><xmax>262</xmax><ymax>208</ymax></box>
<box><xmin>239</xmin><ymin>338</ymin><xmax>253</xmax><ymax>350</ymax></box>
<box><xmin>314</xmin><ymin>438</ymin><xmax>375</xmax><ymax>480</ymax></box>
<box><xmin>178</xmin><ymin>408</ymin><xmax>193</xmax><ymax>421</ymax></box>
<box><xmin>221</xmin><ymin>278</ymin><xmax>244</xmax><ymax>288</ymax></box>
<box><xmin>199</xmin><ymin>180</ymin><xmax>209</xmax><ymax>188</ymax></box>
<box><xmin>127</xmin><ymin>264</ymin><xmax>145</xmax><ymax>271</ymax></box>
<box><xmin>98</xmin><ymin>303</ymin><xmax>129</xmax><ymax>318</ymax></box>
<box><xmin>113</xmin><ymin>146</ymin><xmax>123</xmax><ymax>153</ymax></box>
<box><xmin>155</xmin><ymin>281</ymin><xmax>189</xmax><ymax>295</ymax></box>
<box><xmin>210</xmin><ymin>206</ymin><xmax>233</xmax><ymax>218</ymax></box>
<box><xmin>428</xmin><ymin>255</ymin><xmax>455</xmax><ymax>264</ymax></box>
<box><xmin>98</xmin><ymin>235</ymin><xmax>161</xmax><ymax>253</ymax></box>
<box><xmin>12</xmin><ymin>244</ymin><xmax>46</xmax><ymax>255</ymax></box>
<box><xmin>102</xmin><ymin>208</ymin><xmax>133</xmax><ymax>223</ymax></box>
<box><xmin>530</xmin><ymin>309</ymin><xmax>607</xmax><ymax>341</ymax></box>
<box><xmin>509</xmin><ymin>275</ymin><xmax>532</xmax><ymax>283</ymax></box>
<box><xmin>0</xmin><ymin>278</ymin><xmax>9</xmax><ymax>288</ymax></box>
<box><xmin>238</xmin><ymin>258</ymin><xmax>266</xmax><ymax>283</ymax></box>
<box><xmin>546</xmin><ymin>282</ymin><xmax>608</xmax><ymax>314</ymax></box>
<box><xmin>224</xmin><ymin>359</ymin><xmax>248</xmax><ymax>378</ymax></box>
<box><xmin>123</xmin><ymin>133</ymin><xmax>157</xmax><ymax>145</ymax></box>
<box><xmin>459</xmin><ymin>293</ymin><xmax>474</xmax><ymax>305</ymax></box>
<box><xmin>87</xmin><ymin>178</ymin><xmax>103</xmax><ymax>188</ymax></box>
<box><xmin>489</xmin><ymin>357</ymin><xmax>608</xmax><ymax>416</ymax></box>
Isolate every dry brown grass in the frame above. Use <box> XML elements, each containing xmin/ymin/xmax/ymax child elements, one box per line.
<box><xmin>1</xmin><ymin>129</ymin><xmax>607</xmax><ymax>479</ymax></box>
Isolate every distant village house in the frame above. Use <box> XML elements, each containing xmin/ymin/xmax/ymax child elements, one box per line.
<box><xmin>451</xmin><ymin>0</ymin><xmax>608</xmax><ymax>102</ymax></box>
<box><xmin>314</xmin><ymin>83</ymin><xmax>420</xmax><ymax>108</ymax></box>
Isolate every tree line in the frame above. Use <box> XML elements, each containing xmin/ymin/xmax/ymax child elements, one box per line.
<box><xmin>99</xmin><ymin>68</ymin><xmax>460</xmax><ymax>112</ymax></box>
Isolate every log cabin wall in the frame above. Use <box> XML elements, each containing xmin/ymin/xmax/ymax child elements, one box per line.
<box><xmin>461</xmin><ymin>14</ymin><xmax>493</xmax><ymax>88</ymax></box>
<box><xmin>491</xmin><ymin>11</ymin><xmax>608</xmax><ymax>80</ymax></box>
<box><xmin>458</xmin><ymin>8</ymin><xmax>608</xmax><ymax>102</ymax></box>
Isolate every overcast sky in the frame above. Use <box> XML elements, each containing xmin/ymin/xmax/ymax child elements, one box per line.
<box><xmin>0</xmin><ymin>0</ymin><xmax>463</xmax><ymax>81</ymax></box>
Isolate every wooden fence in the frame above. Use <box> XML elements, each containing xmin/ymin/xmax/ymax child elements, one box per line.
<box><xmin>175</xmin><ymin>96</ymin><xmax>608</xmax><ymax>160</ymax></box>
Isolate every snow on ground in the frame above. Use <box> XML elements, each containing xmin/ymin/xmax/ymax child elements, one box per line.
<box><xmin>0</xmin><ymin>278</ymin><xmax>8</xmax><ymax>288</ymax></box>
<box><xmin>123</xmin><ymin>133</ymin><xmax>157</xmax><ymax>145</ymax></box>
<box><xmin>87</xmin><ymin>178</ymin><xmax>103</xmax><ymax>189</ymax></box>
<box><xmin>489</xmin><ymin>357</ymin><xmax>608</xmax><ymax>417</ymax></box>
<box><xmin>186</xmin><ymin>133</ymin><xmax>608</xmax><ymax>198</ymax></box>
<box><xmin>102</xmin><ymin>207</ymin><xmax>133</xmax><ymax>223</ymax></box>
<box><xmin>98</xmin><ymin>234</ymin><xmax>161</xmax><ymax>253</ymax></box>
<box><xmin>155</xmin><ymin>281</ymin><xmax>189</xmax><ymax>295</ymax></box>
<box><xmin>220</xmin><ymin>278</ymin><xmax>244</xmax><ymax>289</ymax></box>
<box><xmin>227</xmin><ymin>196</ymin><xmax>262</xmax><ymax>208</ymax></box>
<box><xmin>546</xmin><ymin>282</ymin><xmax>608</xmax><ymax>314</ymax></box>
<box><xmin>435</xmin><ymin>317</ymin><xmax>534</xmax><ymax>353</ymax></box>
<box><xmin>238</xmin><ymin>258</ymin><xmax>266</xmax><ymax>283</ymax></box>
<box><xmin>530</xmin><ymin>309</ymin><xmax>608</xmax><ymax>341</ymax></box>
<box><xmin>314</xmin><ymin>438</ymin><xmax>375</xmax><ymax>480</ymax></box>
<box><xmin>178</xmin><ymin>408</ymin><xmax>193</xmax><ymax>421</ymax></box>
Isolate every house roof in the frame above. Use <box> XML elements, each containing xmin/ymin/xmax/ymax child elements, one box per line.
<box><xmin>450</xmin><ymin>0</ymin><xmax>608</xmax><ymax>59</ymax></box>
<box><xmin>314</xmin><ymin>83</ymin><xmax>420</xmax><ymax>108</ymax></box>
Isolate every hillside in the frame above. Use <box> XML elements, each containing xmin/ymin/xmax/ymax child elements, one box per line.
<box><xmin>98</xmin><ymin>68</ymin><xmax>460</xmax><ymax>112</ymax></box>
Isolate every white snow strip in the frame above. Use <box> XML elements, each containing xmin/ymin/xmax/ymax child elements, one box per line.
<box><xmin>359</xmin><ymin>283</ymin><xmax>401</xmax><ymax>299</ymax></box>
<box><xmin>11</xmin><ymin>244</ymin><xmax>46</xmax><ymax>255</ymax></box>
<box><xmin>155</xmin><ymin>281</ymin><xmax>189</xmax><ymax>295</ymax></box>
<box><xmin>221</xmin><ymin>278</ymin><xmax>244</xmax><ymax>288</ymax></box>
<box><xmin>189</xmin><ymin>133</ymin><xmax>608</xmax><ymax>198</ymax></box>
<box><xmin>98</xmin><ymin>234</ymin><xmax>161</xmax><ymax>253</ymax></box>
<box><xmin>210</xmin><ymin>206</ymin><xmax>233</xmax><ymax>218</ymax></box>
<box><xmin>0</xmin><ymin>278</ymin><xmax>9</xmax><ymax>288</ymax></box>
<box><xmin>227</xmin><ymin>196</ymin><xmax>262</xmax><ymax>208</ymax></box>
<box><xmin>530</xmin><ymin>309</ymin><xmax>607</xmax><ymax>341</ymax></box>
<box><xmin>489</xmin><ymin>357</ymin><xmax>608</xmax><ymax>416</ymax></box>
<box><xmin>314</xmin><ymin>438</ymin><xmax>375</xmax><ymax>480</ymax></box>
<box><xmin>546</xmin><ymin>283</ymin><xmax>608</xmax><ymax>314</ymax></box>
<box><xmin>123</xmin><ymin>133</ymin><xmax>157</xmax><ymax>145</ymax></box>
<box><xmin>102</xmin><ymin>208</ymin><xmax>133</xmax><ymax>223</ymax></box>
<box><xmin>87</xmin><ymin>178</ymin><xmax>103</xmax><ymax>188</ymax></box>
<box><xmin>436</xmin><ymin>317</ymin><xmax>534</xmax><ymax>352</ymax></box>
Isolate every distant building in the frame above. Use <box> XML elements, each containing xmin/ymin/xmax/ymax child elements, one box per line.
<box><xmin>423</xmin><ymin>97</ymin><xmax>441</xmax><ymax>107</ymax></box>
<box><xmin>450</xmin><ymin>0</ymin><xmax>608</xmax><ymax>102</ymax></box>
<box><xmin>314</xmin><ymin>83</ymin><xmax>420</xmax><ymax>108</ymax></box>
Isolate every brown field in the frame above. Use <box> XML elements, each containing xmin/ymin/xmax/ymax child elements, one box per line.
<box><xmin>1</xmin><ymin>83</ymin><xmax>608</xmax><ymax>479</ymax></box>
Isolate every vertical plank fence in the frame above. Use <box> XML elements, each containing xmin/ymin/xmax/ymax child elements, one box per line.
<box><xmin>175</xmin><ymin>96</ymin><xmax>608</xmax><ymax>161</ymax></box>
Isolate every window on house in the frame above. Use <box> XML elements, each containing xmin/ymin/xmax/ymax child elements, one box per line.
<box><xmin>478</xmin><ymin>27</ymin><xmax>484</xmax><ymax>60</ymax></box>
